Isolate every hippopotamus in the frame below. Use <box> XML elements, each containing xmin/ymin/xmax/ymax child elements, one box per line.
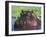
<box><xmin>14</xmin><ymin>10</ymin><xmax>41</xmax><ymax>30</ymax></box>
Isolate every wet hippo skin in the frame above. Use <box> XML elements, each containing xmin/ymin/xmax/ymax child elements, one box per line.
<box><xmin>14</xmin><ymin>10</ymin><xmax>41</xmax><ymax>31</ymax></box>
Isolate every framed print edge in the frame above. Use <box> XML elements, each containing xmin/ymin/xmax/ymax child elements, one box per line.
<box><xmin>5</xmin><ymin>1</ymin><xmax>9</xmax><ymax>36</ymax></box>
<box><xmin>5</xmin><ymin>1</ymin><xmax>45</xmax><ymax>36</ymax></box>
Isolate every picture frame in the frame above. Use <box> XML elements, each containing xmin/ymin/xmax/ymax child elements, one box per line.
<box><xmin>5</xmin><ymin>1</ymin><xmax>45</xmax><ymax>36</ymax></box>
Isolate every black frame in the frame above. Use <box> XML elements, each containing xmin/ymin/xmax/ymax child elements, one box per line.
<box><xmin>5</xmin><ymin>1</ymin><xmax>45</xmax><ymax>36</ymax></box>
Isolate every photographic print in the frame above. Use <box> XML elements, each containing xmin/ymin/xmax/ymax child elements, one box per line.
<box><xmin>5</xmin><ymin>1</ymin><xmax>45</xmax><ymax>36</ymax></box>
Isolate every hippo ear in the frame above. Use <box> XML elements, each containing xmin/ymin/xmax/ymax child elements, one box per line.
<box><xmin>21</xmin><ymin>10</ymin><xmax>24</xmax><ymax>15</ymax></box>
<box><xmin>22</xmin><ymin>10</ymin><xmax>23</xmax><ymax>13</ymax></box>
<box><xmin>22</xmin><ymin>10</ymin><xmax>25</xmax><ymax>14</ymax></box>
<box><xmin>31</xmin><ymin>10</ymin><xmax>33</xmax><ymax>13</ymax></box>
